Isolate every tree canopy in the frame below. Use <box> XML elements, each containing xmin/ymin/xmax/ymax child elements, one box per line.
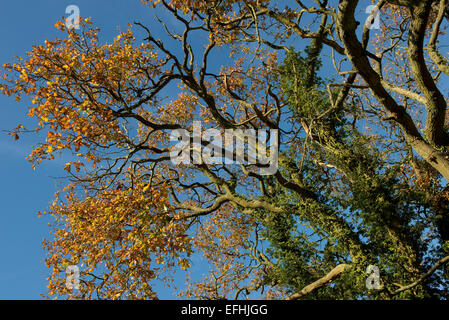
<box><xmin>2</xmin><ymin>0</ymin><xmax>449</xmax><ymax>299</ymax></box>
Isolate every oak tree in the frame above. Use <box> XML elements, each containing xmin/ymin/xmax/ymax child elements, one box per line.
<box><xmin>2</xmin><ymin>0</ymin><xmax>449</xmax><ymax>299</ymax></box>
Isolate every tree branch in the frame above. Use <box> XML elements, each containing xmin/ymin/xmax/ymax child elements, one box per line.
<box><xmin>286</xmin><ymin>264</ymin><xmax>351</xmax><ymax>300</ymax></box>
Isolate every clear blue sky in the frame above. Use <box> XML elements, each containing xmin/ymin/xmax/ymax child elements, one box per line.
<box><xmin>0</xmin><ymin>0</ymin><xmax>192</xmax><ymax>299</ymax></box>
